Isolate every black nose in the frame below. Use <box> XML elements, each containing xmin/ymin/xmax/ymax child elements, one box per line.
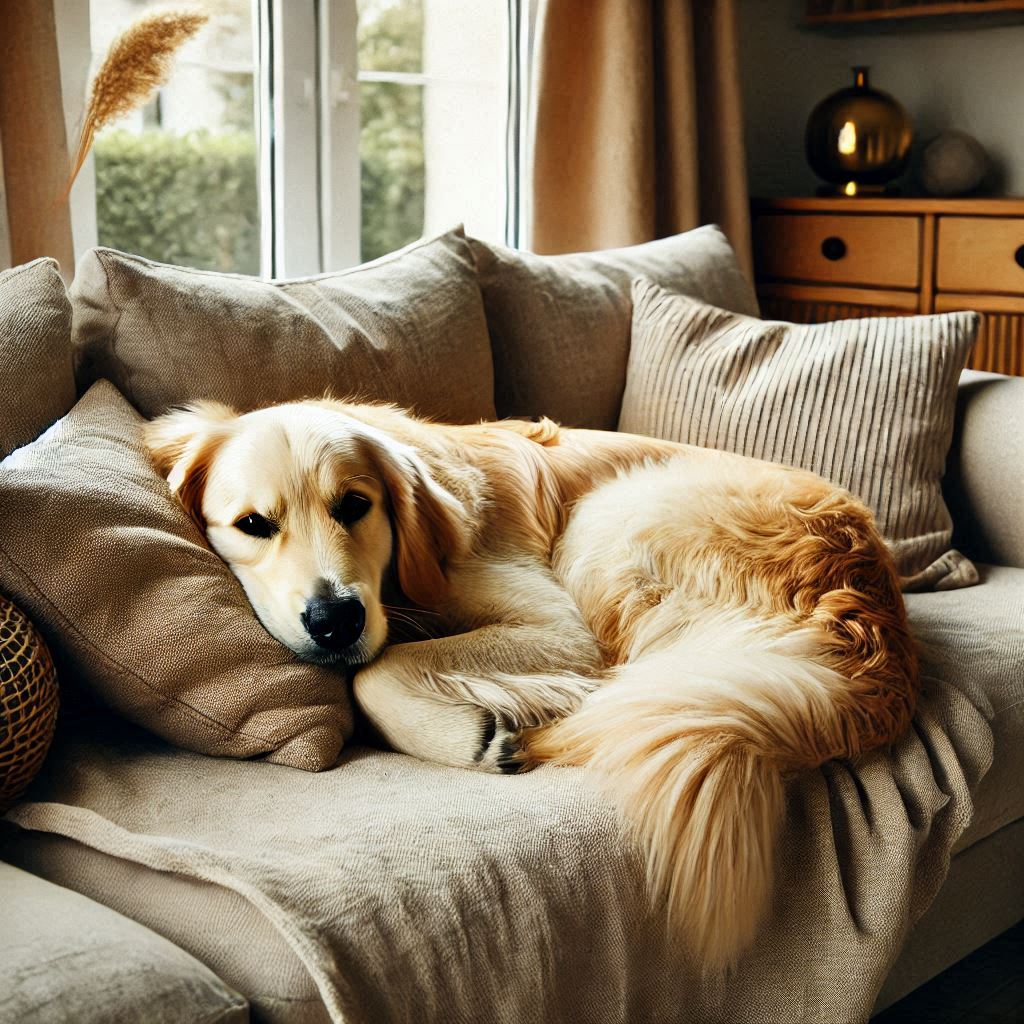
<box><xmin>301</xmin><ymin>596</ymin><xmax>365</xmax><ymax>651</ymax></box>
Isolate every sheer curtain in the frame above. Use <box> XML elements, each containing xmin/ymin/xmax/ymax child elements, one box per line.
<box><xmin>0</xmin><ymin>1</ymin><xmax>74</xmax><ymax>274</ymax></box>
<box><xmin>529</xmin><ymin>0</ymin><xmax>752</xmax><ymax>277</ymax></box>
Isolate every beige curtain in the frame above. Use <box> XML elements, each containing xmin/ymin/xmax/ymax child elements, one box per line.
<box><xmin>529</xmin><ymin>0</ymin><xmax>752</xmax><ymax>276</ymax></box>
<box><xmin>0</xmin><ymin>0</ymin><xmax>74</xmax><ymax>273</ymax></box>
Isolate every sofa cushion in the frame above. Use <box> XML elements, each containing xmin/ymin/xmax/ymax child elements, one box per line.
<box><xmin>71</xmin><ymin>227</ymin><xmax>495</xmax><ymax>423</ymax></box>
<box><xmin>0</xmin><ymin>830</ymin><xmax>326</xmax><ymax>1024</ymax></box>
<box><xmin>904</xmin><ymin>563</ymin><xmax>1024</xmax><ymax>851</ymax></box>
<box><xmin>946</xmin><ymin>370</ymin><xmax>1024</xmax><ymax>571</ymax></box>
<box><xmin>619</xmin><ymin>279</ymin><xmax>981</xmax><ymax>590</ymax></box>
<box><xmin>2</xmin><ymin>612</ymin><xmax>999</xmax><ymax>1024</ymax></box>
<box><xmin>0</xmin><ymin>380</ymin><xmax>352</xmax><ymax>771</ymax></box>
<box><xmin>0</xmin><ymin>860</ymin><xmax>248</xmax><ymax>1023</ymax></box>
<box><xmin>469</xmin><ymin>224</ymin><xmax>758</xmax><ymax>430</ymax></box>
<box><xmin>0</xmin><ymin>258</ymin><xmax>75</xmax><ymax>459</ymax></box>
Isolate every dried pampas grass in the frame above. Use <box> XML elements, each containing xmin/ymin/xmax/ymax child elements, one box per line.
<box><xmin>65</xmin><ymin>6</ymin><xmax>208</xmax><ymax>194</ymax></box>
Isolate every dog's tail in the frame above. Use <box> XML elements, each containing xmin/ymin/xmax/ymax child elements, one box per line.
<box><xmin>524</xmin><ymin>603</ymin><xmax>916</xmax><ymax>971</ymax></box>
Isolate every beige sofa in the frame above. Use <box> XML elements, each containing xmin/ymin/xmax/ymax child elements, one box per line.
<box><xmin>1</xmin><ymin>226</ymin><xmax>1022</xmax><ymax>1024</ymax></box>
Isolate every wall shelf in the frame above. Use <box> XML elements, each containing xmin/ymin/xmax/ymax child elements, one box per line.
<box><xmin>803</xmin><ymin>1</ymin><xmax>1024</xmax><ymax>26</ymax></box>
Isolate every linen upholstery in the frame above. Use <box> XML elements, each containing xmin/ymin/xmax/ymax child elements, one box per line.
<box><xmin>874</xmin><ymin>818</ymin><xmax>1024</xmax><ymax>1012</ymax></box>
<box><xmin>946</xmin><ymin>369</ymin><xmax>1024</xmax><ymax>570</ymax></box>
<box><xmin>619</xmin><ymin>278</ymin><xmax>981</xmax><ymax>588</ymax></box>
<box><xmin>0</xmin><ymin>381</ymin><xmax>352</xmax><ymax>771</ymax></box>
<box><xmin>6</xmin><ymin>567</ymin><xmax>1016</xmax><ymax>1023</ymax></box>
<box><xmin>71</xmin><ymin>227</ymin><xmax>496</xmax><ymax>422</ymax></box>
<box><xmin>0</xmin><ymin>860</ymin><xmax>248</xmax><ymax>1023</ymax></box>
<box><xmin>2</xmin><ymin>826</ymin><xmax>328</xmax><ymax>1024</ymax></box>
<box><xmin>471</xmin><ymin>224</ymin><xmax>758</xmax><ymax>429</ymax></box>
<box><xmin>0</xmin><ymin>258</ymin><xmax>75</xmax><ymax>458</ymax></box>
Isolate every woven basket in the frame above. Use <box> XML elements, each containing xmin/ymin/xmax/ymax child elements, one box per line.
<box><xmin>0</xmin><ymin>594</ymin><xmax>58</xmax><ymax>812</ymax></box>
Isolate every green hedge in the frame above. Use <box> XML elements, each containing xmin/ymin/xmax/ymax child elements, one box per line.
<box><xmin>95</xmin><ymin>91</ymin><xmax>426</xmax><ymax>272</ymax></box>
<box><xmin>94</xmin><ymin>129</ymin><xmax>260</xmax><ymax>275</ymax></box>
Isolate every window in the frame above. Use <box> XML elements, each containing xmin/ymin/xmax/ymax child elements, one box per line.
<box><xmin>88</xmin><ymin>0</ymin><xmax>261</xmax><ymax>275</ymax></box>
<box><xmin>60</xmin><ymin>0</ymin><xmax>526</xmax><ymax>279</ymax></box>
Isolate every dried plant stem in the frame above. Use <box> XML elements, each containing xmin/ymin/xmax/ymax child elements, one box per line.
<box><xmin>65</xmin><ymin>7</ymin><xmax>208</xmax><ymax>196</ymax></box>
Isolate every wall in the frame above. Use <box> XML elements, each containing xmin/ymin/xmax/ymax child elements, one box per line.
<box><xmin>737</xmin><ymin>0</ymin><xmax>1024</xmax><ymax>197</ymax></box>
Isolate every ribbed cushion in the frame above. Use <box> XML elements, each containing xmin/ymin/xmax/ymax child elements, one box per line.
<box><xmin>619</xmin><ymin>278</ymin><xmax>981</xmax><ymax>590</ymax></box>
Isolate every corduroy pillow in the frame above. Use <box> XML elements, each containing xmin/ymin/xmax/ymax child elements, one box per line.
<box><xmin>619</xmin><ymin>278</ymin><xmax>981</xmax><ymax>591</ymax></box>
<box><xmin>0</xmin><ymin>381</ymin><xmax>352</xmax><ymax>770</ymax></box>
<box><xmin>469</xmin><ymin>224</ymin><xmax>759</xmax><ymax>429</ymax></box>
<box><xmin>71</xmin><ymin>227</ymin><xmax>495</xmax><ymax>423</ymax></box>
<box><xmin>0</xmin><ymin>258</ymin><xmax>76</xmax><ymax>459</ymax></box>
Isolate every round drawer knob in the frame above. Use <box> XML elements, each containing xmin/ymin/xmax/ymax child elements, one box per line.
<box><xmin>1015</xmin><ymin>244</ymin><xmax>1024</xmax><ymax>270</ymax></box>
<box><xmin>821</xmin><ymin>236</ymin><xmax>847</xmax><ymax>261</ymax></box>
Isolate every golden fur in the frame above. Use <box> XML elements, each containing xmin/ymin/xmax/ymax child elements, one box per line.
<box><xmin>146</xmin><ymin>398</ymin><xmax>919</xmax><ymax>971</ymax></box>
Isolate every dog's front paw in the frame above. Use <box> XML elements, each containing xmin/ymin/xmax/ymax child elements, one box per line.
<box><xmin>475</xmin><ymin>715</ymin><xmax>528</xmax><ymax>775</ymax></box>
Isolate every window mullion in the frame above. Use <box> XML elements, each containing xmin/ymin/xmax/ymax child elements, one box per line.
<box><xmin>319</xmin><ymin>0</ymin><xmax>361</xmax><ymax>271</ymax></box>
<box><xmin>270</xmin><ymin>0</ymin><xmax>321</xmax><ymax>277</ymax></box>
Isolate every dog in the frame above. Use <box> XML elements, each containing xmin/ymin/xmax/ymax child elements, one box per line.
<box><xmin>146</xmin><ymin>398</ymin><xmax>919</xmax><ymax>969</ymax></box>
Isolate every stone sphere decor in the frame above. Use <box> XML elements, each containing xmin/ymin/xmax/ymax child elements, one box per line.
<box><xmin>921</xmin><ymin>131</ymin><xmax>991</xmax><ymax>197</ymax></box>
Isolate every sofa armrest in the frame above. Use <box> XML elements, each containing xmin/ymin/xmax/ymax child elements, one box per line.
<box><xmin>944</xmin><ymin>370</ymin><xmax>1024</xmax><ymax>569</ymax></box>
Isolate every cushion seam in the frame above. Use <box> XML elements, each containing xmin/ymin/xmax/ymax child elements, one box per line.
<box><xmin>88</xmin><ymin>225</ymin><xmax>464</xmax><ymax>286</ymax></box>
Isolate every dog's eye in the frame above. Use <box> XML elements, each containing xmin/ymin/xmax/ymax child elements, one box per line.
<box><xmin>334</xmin><ymin>492</ymin><xmax>371</xmax><ymax>527</ymax></box>
<box><xmin>233</xmin><ymin>513</ymin><xmax>278</xmax><ymax>539</ymax></box>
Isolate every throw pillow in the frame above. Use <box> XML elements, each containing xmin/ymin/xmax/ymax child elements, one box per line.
<box><xmin>619</xmin><ymin>277</ymin><xmax>980</xmax><ymax>591</ymax></box>
<box><xmin>0</xmin><ymin>381</ymin><xmax>352</xmax><ymax>770</ymax></box>
<box><xmin>469</xmin><ymin>224</ymin><xmax>759</xmax><ymax>429</ymax></box>
<box><xmin>71</xmin><ymin>227</ymin><xmax>495</xmax><ymax>423</ymax></box>
<box><xmin>0</xmin><ymin>258</ymin><xmax>75</xmax><ymax>459</ymax></box>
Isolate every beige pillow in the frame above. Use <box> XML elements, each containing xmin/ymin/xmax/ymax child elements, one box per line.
<box><xmin>0</xmin><ymin>258</ymin><xmax>76</xmax><ymax>459</ymax></box>
<box><xmin>469</xmin><ymin>224</ymin><xmax>759</xmax><ymax>429</ymax></box>
<box><xmin>0</xmin><ymin>381</ymin><xmax>352</xmax><ymax>770</ymax></box>
<box><xmin>619</xmin><ymin>278</ymin><xmax>981</xmax><ymax>591</ymax></box>
<box><xmin>72</xmin><ymin>227</ymin><xmax>495</xmax><ymax>423</ymax></box>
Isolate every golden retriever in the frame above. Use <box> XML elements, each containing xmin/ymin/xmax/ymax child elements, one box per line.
<box><xmin>146</xmin><ymin>398</ymin><xmax>919</xmax><ymax>970</ymax></box>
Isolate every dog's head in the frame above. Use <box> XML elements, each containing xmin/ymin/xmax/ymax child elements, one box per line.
<box><xmin>145</xmin><ymin>400</ymin><xmax>468</xmax><ymax>666</ymax></box>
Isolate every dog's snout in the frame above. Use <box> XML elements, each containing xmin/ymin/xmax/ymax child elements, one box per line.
<box><xmin>301</xmin><ymin>595</ymin><xmax>366</xmax><ymax>651</ymax></box>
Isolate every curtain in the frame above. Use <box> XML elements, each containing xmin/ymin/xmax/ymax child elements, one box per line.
<box><xmin>0</xmin><ymin>0</ymin><xmax>74</xmax><ymax>274</ymax></box>
<box><xmin>529</xmin><ymin>0</ymin><xmax>752</xmax><ymax>277</ymax></box>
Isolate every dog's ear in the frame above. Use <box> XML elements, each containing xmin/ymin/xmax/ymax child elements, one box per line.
<box><xmin>143</xmin><ymin>402</ymin><xmax>237</xmax><ymax>528</ymax></box>
<box><xmin>367</xmin><ymin>436</ymin><xmax>470</xmax><ymax>608</ymax></box>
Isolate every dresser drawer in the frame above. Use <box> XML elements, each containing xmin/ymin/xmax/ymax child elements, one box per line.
<box><xmin>753</xmin><ymin>214</ymin><xmax>920</xmax><ymax>289</ymax></box>
<box><xmin>937</xmin><ymin>217</ymin><xmax>1024</xmax><ymax>294</ymax></box>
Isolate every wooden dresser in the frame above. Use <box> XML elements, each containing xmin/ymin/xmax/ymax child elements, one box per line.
<box><xmin>751</xmin><ymin>197</ymin><xmax>1024</xmax><ymax>375</ymax></box>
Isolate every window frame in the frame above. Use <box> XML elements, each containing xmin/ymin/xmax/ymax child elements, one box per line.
<box><xmin>59</xmin><ymin>0</ymin><xmax>529</xmax><ymax>279</ymax></box>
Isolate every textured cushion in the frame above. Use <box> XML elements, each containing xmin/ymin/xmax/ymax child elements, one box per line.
<box><xmin>946</xmin><ymin>370</ymin><xmax>1024</xmax><ymax>570</ymax></box>
<box><xmin>0</xmin><ymin>860</ymin><xmax>248</xmax><ymax>1023</ymax></box>
<box><xmin>0</xmin><ymin>258</ymin><xmax>75</xmax><ymax>458</ymax></box>
<box><xmin>0</xmin><ymin>381</ymin><xmax>352</xmax><ymax>771</ymax></box>
<box><xmin>470</xmin><ymin>224</ymin><xmax>758</xmax><ymax>429</ymax></box>
<box><xmin>71</xmin><ymin>227</ymin><xmax>495</xmax><ymax>422</ymax></box>
<box><xmin>619</xmin><ymin>279</ymin><xmax>981</xmax><ymax>589</ymax></box>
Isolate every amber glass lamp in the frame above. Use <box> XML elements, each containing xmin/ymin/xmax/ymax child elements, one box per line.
<box><xmin>805</xmin><ymin>67</ymin><xmax>912</xmax><ymax>196</ymax></box>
